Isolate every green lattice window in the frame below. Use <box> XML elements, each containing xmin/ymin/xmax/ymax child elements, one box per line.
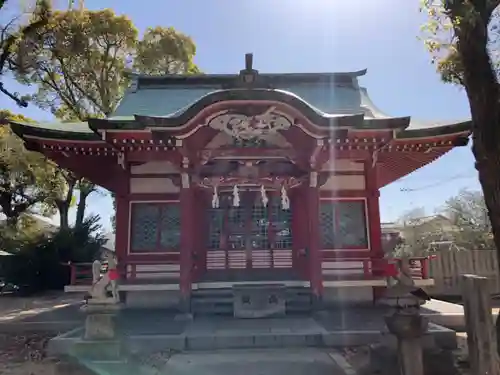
<box><xmin>319</xmin><ymin>200</ymin><xmax>368</xmax><ymax>249</ymax></box>
<box><xmin>130</xmin><ymin>203</ymin><xmax>181</xmax><ymax>252</ymax></box>
<box><xmin>320</xmin><ymin>203</ymin><xmax>336</xmax><ymax>248</ymax></box>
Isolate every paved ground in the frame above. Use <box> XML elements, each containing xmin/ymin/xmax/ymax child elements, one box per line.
<box><xmin>147</xmin><ymin>349</ymin><xmax>349</xmax><ymax>375</ymax></box>
<box><xmin>0</xmin><ymin>292</ymin><xmax>83</xmax><ymax>323</ymax></box>
<box><xmin>0</xmin><ymin>293</ymin><xmax>466</xmax><ymax>375</ymax></box>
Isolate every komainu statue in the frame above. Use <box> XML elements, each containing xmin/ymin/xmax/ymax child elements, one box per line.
<box><xmin>382</xmin><ymin>257</ymin><xmax>430</xmax><ymax>311</ymax></box>
<box><xmin>87</xmin><ymin>250</ymin><xmax>120</xmax><ymax>304</ymax></box>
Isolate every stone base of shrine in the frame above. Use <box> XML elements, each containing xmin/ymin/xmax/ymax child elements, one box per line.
<box><xmin>48</xmin><ymin>308</ymin><xmax>457</xmax><ymax>360</ymax></box>
<box><xmin>125</xmin><ymin>290</ymin><xmax>181</xmax><ymax>309</ymax></box>
<box><xmin>233</xmin><ymin>284</ymin><xmax>287</xmax><ymax>318</ymax></box>
<box><xmin>322</xmin><ymin>286</ymin><xmax>374</xmax><ymax>305</ymax></box>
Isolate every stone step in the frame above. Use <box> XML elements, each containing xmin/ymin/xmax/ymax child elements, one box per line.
<box><xmin>191</xmin><ymin>286</ymin><xmax>313</xmax><ymax>315</ymax></box>
<box><xmin>70</xmin><ymin>340</ymin><xmax>123</xmax><ymax>361</ymax></box>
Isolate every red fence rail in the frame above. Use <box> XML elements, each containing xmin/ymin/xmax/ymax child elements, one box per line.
<box><xmin>67</xmin><ymin>255</ymin><xmax>435</xmax><ymax>286</ymax></box>
<box><xmin>320</xmin><ymin>254</ymin><xmax>434</xmax><ymax>280</ymax></box>
<box><xmin>66</xmin><ymin>258</ymin><xmax>180</xmax><ymax>285</ymax></box>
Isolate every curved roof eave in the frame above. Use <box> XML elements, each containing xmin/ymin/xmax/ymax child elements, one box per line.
<box><xmin>8</xmin><ymin>121</ymin><xmax>100</xmax><ymax>141</ymax></box>
<box><xmin>359</xmin><ymin>87</ymin><xmax>473</xmax><ymax>139</ymax></box>
<box><xmin>361</xmin><ymin>117</ymin><xmax>411</xmax><ymax>131</ymax></box>
<box><xmin>395</xmin><ymin>120</ymin><xmax>472</xmax><ymax>139</ymax></box>
<box><xmin>359</xmin><ymin>87</ymin><xmax>391</xmax><ymax>119</ymax></box>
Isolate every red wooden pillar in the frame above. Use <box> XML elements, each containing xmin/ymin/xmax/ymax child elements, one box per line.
<box><xmin>307</xmin><ymin>172</ymin><xmax>323</xmax><ymax>300</ymax></box>
<box><xmin>364</xmin><ymin>162</ymin><xmax>383</xmax><ymax>259</ymax></box>
<box><xmin>365</xmin><ymin>162</ymin><xmax>384</xmax><ymax>301</ymax></box>
<box><xmin>114</xmin><ymin>195</ymin><xmax>130</xmax><ymax>277</ymax></box>
<box><xmin>114</xmin><ymin>170</ymin><xmax>130</xmax><ymax>279</ymax></box>
<box><xmin>193</xmin><ymin>190</ymin><xmax>207</xmax><ymax>280</ymax></box>
<box><xmin>179</xmin><ymin>173</ymin><xmax>195</xmax><ymax>311</ymax></box>
<box><xmin>291</xmin><ymin>188</ymin><xmax>308</xmax><ymax>279</ymax></box>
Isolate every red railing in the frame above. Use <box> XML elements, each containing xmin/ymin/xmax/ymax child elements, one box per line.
<box><xmin>67</xmin><ymin>254</ymin><xmax>436</xmax><ymax>286</ymax></box>
<box><xmin>320</xmin><ymin>254</ymin><xmax>434</xmax><ymax>280</ymax></box>
<box><xmin>67</xmin><ymin>258</ymin><xmax>180</xmax><ymax>285</ymax></box>
<box><xmin>68</xmin><ymin>262</ymin><xmax>93</xmax><ymax>285</ymax></box>
<box><xmin>362</xmin><ymin>257</ymin><xmax>432</xmax><ymax>280</ymax></box>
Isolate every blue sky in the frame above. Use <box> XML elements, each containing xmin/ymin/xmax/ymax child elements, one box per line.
<box><xmin>0</xmin><ymin>0</ymin><xmax>479</xmax><ymax>231</ymax></box>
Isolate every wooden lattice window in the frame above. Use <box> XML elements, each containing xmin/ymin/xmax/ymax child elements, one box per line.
<box><xmin>206</xmin><ymin>192</ymin><xmax>293</xmax><ymax>250</ymax></box>
<box><xmin>319</xmin><ymin>200</ymin><xmax>368</xmax><ymax>249</ymax></box>
<box><xmin>269</xmin><ymin>197</ymin><xmax>292</xmax><ymax>249</ymax></box>
<box><xmin>130</xmin><ymin>203</ymin><xmax>181</xmax><ymax>252</ymax></box>
<box><xmin>207</xmin><ymin>205</ymin><xmax>225</xmax><ymax>250</ymax></box>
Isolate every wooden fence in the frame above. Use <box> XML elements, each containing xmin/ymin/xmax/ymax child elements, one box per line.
<box><xmin>429</xmin><ymin>250</ymin><xmax>500</xmax><ymax>296</ymax></box>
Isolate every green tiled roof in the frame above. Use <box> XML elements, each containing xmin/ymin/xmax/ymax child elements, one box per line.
<box><xmin>112</xmin><ymin>84</ymin><xmax>363</xmax><ymax>118</ymax></box>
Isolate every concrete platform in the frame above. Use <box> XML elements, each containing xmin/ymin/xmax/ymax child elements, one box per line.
<box><xmin>421</xmin><ymin>299</ymin><xmax>498</xmax><ymax>330</ymax></box>
<box><xmin>80</xmin><ymin>348</ymin><xmax>350</xmax><ymax>375</ymax></box>
<box><xmin>48</xmin><ymin>308</ymin><xmax>457</xmax><ymax>357</ymax></box>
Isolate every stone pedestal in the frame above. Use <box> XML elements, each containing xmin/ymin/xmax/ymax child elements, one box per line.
<box><xmin>82</xmin><ymin>302</ymin><xmax>122</xmax><ymax>340</ymax></box>
<box><xmin>384</xmin><ymin>312</ymin><xmax>428</xmax><ymax>375</ymax></box>
<box><xmin>233</xmin><ymin>284</ymin><xmax>286</xmax><ymax>318</ymax></box>
<box><xmin>70</xmin><ymin>303</ymin><xmax>124</xmax><ymax>361</ymax></box>
<box><xmin>84</xmin><ymin>313</ymin><xmax>117</xmax><ymax>340</ymax></box>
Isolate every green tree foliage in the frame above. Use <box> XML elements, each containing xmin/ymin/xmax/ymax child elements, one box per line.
<box><xmin>14</xmin><ymin>8</ymin><xmax>137</xmax><ymax>118</ymax></box>
<box><xmin>392</xmin><ymin>208</ymin><xmax>448</xmax><ymax>256</ymax></box>
<box><xmin>0</xmin><ymin>109</ymin><xmax>65</xmax><ymax>229</ymax></box>
<box><xmin>443</xmin><ymin>188</ymin><xmax>494</xmax><ymax>249</ymax></box>
<box><xmin>0</xmin><ymin>0</ymin><xmax>51</xmax><ymax>107</ymax></box>
<box><xmin>14</xmin><ymin>8</ymin><xmax>200</xmax><ymax>118</ymax></box>
<box><xmin>135</xmin><ymin>26</ymin><xmax>200</xmax><ymax>75</ymax></box>
<box><xmin>13</xmin><ymin>7</ymin><xmax>200</xmax><ymax>229</ymax></box>
<box><xmin>2</xmin><ymin>215</ymin><xmax>106</xmax><ymax>293</ymax></box>
<box><xmin>390</xmin><ymin>190</ymin><xmax>494</xmax><ymax>256</ymax></box>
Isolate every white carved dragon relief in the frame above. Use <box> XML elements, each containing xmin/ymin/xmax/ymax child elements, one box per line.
<box><xmin>207</xmin><ymin>106</ymin><xmax>294</xmax><ymax>140</ymax></box>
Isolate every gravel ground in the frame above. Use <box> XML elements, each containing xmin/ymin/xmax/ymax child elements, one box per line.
<box><xmin>0</xmin><ymin>331</ymin><xmax>94</xmax><ymax>375</ymax></box>
<box><xmin>337</xmin><ymin>335</ymin><xmax>472</xmax><ymax>375</ymax></box>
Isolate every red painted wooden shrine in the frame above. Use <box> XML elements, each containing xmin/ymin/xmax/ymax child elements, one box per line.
<box><xmin>8</xmin><ymin>54</ymin><xmax>472</xmax><ymax>303</ymax></box>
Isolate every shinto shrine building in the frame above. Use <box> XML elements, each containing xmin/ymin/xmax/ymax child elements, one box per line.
<box><xmin>8</xmin><ymin>54</ymin><xmax>471</xmax><ymax>312</ymax></box>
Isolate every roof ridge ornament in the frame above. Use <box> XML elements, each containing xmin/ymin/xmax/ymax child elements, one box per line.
<box><xmin>234</xmin><ymin>53</ymin><xmax>267</xmax><ymax>88</ymax></box>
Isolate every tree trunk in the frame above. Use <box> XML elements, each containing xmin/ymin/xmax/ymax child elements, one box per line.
<box><xmin>443</xmin><ymin>0</ymin><xmax>500</xmax><ymax>354</ymax></box>
<box><xmin>56</xmin><ymin>175</ymin><xmax>76</xmax><ymax>230</ymax></box>
<box><xmin>473</xmin><ymin>139</ymin><xmax>500</xmax><ymax>350</ymax></box>
<box><xmin>75</xmin><ymin>190</ymin><xmax>88</xmax><ymax>229</ymax></box>
<box><xmin>59</xmin><ymin>204</ymin><xmax>69</xmax><ymax>230</ymax></box>
<box><xmin>75</xmin><ymin>178</ymin><xmax>96</xmax><ymax>228</ymax></box>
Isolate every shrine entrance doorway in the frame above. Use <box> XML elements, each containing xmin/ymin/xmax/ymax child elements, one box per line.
<box><xmin>204</xmin><ymin>190</ymin><xmax>296</xmax><ymax>281</ymax></box>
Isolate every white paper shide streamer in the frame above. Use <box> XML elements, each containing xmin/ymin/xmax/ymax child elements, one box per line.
<box><xmin>211</xmin><ymin>186</ymin><xmax>219</xmax><ymax>208</ymax></box>
<box><xmin>281</xmin><ymin>185</ymin><xmax>290</xmax><ymax>210</ymax></box>
<box><xmin>232</xmin><ymin>185</ymin><xmax>240</xmax><ymax>207</ymax></box>
<box><xmin>260</xmin><ymin>185</ymin><xmax>268</xmax><ymax>207</ymax></box>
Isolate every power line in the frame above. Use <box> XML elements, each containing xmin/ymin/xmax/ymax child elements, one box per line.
<box><xmin>399</xmin><ymin>172</ymin><xmax>477</xmax><ymax>192</ymax></box>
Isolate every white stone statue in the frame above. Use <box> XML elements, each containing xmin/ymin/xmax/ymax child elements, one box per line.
<box><xmin>107</xmin><ymin>252</ymin><xmax>120</xmax><ymax>302</ymax></box>
<box><xmin>88</xmin><ymin>251</ymin><xmax>120</xmax><ymax>304</ymax></box>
